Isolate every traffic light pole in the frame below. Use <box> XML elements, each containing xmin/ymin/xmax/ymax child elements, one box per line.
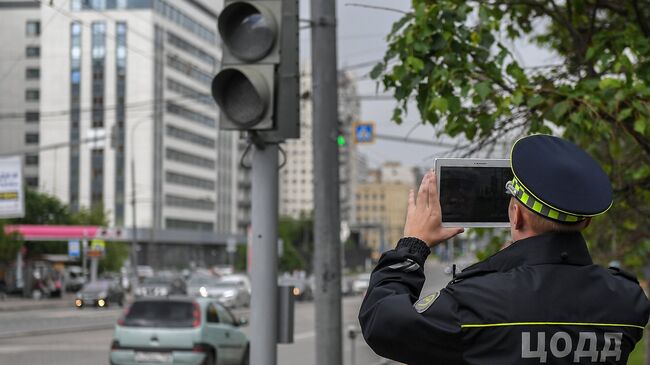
<box><xmin>250</xmin><ymin>142</ymin><xmax>279</xmax><ymax>365</ymax></box>
<box><xmin>311</xmin><ymin>0</ymin><xmax>342</xmax><ymax>364</ymax></box>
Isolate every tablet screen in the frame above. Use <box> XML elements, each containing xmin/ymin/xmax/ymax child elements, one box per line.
<box><xmin>439</xmin><ymin>166</ymin><xmax>513</xmax><ymax>223</ymax></box>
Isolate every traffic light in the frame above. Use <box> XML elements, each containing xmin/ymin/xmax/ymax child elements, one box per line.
<box><xmin>212</xmin><ymin>0</ymin><xmax>299</xmax><ymax>142</ymax></box>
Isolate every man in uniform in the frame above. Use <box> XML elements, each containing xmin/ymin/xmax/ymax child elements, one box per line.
<box><xmin>359</xmin><ymin>135</ymin><xmax>650</xmax><ymax>364</ymax></box>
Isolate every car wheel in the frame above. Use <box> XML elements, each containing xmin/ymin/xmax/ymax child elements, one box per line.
<box><xmin>202</xmin><ymin>350</ymin><xmax>216</xmax><ymax>365</ymax></box>
<box><xmin>240</xmin><ymin>344</ymin><xmax>249</xmax><ymax>365</ymax></box>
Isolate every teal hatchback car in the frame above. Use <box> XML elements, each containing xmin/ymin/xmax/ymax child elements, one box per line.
<box><xmin>110</xmin><ymin>297</ymin><xmax>249</xmax><ymax>365</ymax></box>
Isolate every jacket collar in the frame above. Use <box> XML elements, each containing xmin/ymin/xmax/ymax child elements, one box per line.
<box><xmin>464</xmin><ymin>232</ymin><xmax>593</xmax><ymax>274</ymax></box>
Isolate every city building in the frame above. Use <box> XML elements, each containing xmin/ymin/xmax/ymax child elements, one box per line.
<box><xmin>35</xmin><ymin>0</ymin><xmax>226</xmax><ymax>229</ymax></box>
<box><xmin>355</xmin><ymin>162</ymin><xmax>415</xmax><ymax>258</ymax></box>
<box><xmin>0</xmin><ymin>0</ymin><xmax>42</xmax><ymax>188</ymax></box>
<box><xmin>279</xmin><ymin>67</ymin><xmax>362</xmax><ymax>223</ymax></box>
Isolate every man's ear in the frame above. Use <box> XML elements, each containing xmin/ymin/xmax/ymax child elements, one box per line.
<box><xmin>512</xmin><ymin>202</ymin><xmax>525</xmax><ymax>231</ymax></box>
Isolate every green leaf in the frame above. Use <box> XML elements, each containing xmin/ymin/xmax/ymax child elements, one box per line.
<box><xmin>369</xmin><ymin>63</ymin><xmax>384</xmax><ymax>80</ymax></box>
<box><xmin>617</xmin><ymin>108</ymin><xmax>632</xmax><ymax>121</ymax></box>
<box><xmin>406</xmin><ymin>56</ymin><xmax>425</xmax><ymax>71</ymax></box>
<box><xmin>527</xmin><ymin>95</ymin><xmax>544</xmax><ymax>108</ymax></box>
<box><xmin>552</xmin><ymin>101</ymin><xmax>571</xmax><ymax>119</ymax></box>
<box><xmin>634</xmin><ymin>119</ymin><xmax>646</xmax><ymax>134</ymax></box>
<box><xmin>430</xmin><ymin>97</ymin><xmax>448</xmax><ymax>113</ymax></box>
<box><xmin>475</xmin><ymin>82</ymin><xmax>491</xmax><ymax>101</ymax></box>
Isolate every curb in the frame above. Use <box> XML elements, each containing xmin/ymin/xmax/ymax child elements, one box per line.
<box><xmin>0</xmin><ymin>323</ymin><xmax>114</xmax><ymax>340</ymax></box>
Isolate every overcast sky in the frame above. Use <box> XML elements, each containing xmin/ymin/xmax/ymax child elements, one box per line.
<box><xmin>298</xmin><ymin>0</ymin><xmax>558</xmax><ymax>169</ymax></box>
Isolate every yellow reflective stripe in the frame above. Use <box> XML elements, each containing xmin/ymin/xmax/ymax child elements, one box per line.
<box><xmin>461</xmin><ymin>322</ymin><xmax>645</xmax><ymax>330</ymax></box>
<box><xmin>521</xmin><ymin>192</ymin><xmax>530</xmax><ymax>204</ymax></box>
<box><xmin>548</xmin><ymin>209</ymin><xmax>559</xmax><ymax>220</ymax></box>
<box><xmin>532</xmin><ymin>201</ymin><xmax>543</xmax><ymax>213</ymax></box>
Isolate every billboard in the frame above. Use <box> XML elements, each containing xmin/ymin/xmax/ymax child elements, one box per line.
<box><xmin>0</xmin><ymin>156</ymin><xmax>24</xmax><ymax>219</ymax></box>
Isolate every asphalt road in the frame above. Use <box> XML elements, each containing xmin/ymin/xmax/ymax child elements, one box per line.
<box><xmin>0</xmin><ymin>261</ymin><xmax>453</xmax><ymax>365</ymax></box>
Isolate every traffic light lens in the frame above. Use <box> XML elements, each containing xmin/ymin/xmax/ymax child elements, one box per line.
<box><xmin>219</xmin><ymin>3</ymin><xmax>277</xmax><ymax>62</ymax></box>
<box><xmin>212</xmin><ymin>68</ymin><xmax>268</xmax><ymax>127</ymax></box>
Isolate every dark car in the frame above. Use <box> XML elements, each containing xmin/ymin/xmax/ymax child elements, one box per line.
<box><xmin>75</xmin><ymin>280</ymin><xmax>125</xmax><ymax>308</ymax></box>
<box><xmin>134</xmin><ymin>276</ymin><xmax>187</xmax><ymax>297</ymax></box>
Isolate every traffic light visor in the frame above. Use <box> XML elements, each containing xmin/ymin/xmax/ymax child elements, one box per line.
<box><xmin>212</xmin><ymin>68</ymin><xmax>270</xmax><ymax>128</ymax></box>
<box><xmin>218</xmin><ymin>2</ymin><xmax>278</xmax><ymax>62</ymax></box>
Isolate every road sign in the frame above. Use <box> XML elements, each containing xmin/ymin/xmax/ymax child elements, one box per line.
<box><xmin>68</xmin><ymin>240</ymin><xmax>80</xmax><ymax>258</ymax></box>
<box><xmin>353</xmin><ymin>121</ymin><xmax>375</xmax><ymax>144</ymax></box>
<box><xmin>88</xmin><ymin>239</ymin><xmax>105</xmax><ymax>258</ymax></box>
<box><xmin>0</xmin><ymin>156</ymin><xmax>24</xmax><ymax>219</ymax></box>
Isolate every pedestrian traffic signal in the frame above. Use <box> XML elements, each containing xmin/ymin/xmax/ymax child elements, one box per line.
<box><xmin>212</xmin><ymin>0</ymin><xmax>299</xmax><ymax>141</ymax></box>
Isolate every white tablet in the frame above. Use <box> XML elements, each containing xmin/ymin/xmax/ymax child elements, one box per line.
<box><xmin>435</xmin><ymin>158</ymin><xmax>513</xmax><ymax>228</ymax></box>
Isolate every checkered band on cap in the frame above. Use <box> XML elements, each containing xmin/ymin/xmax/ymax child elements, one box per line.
<box><xmin>505</xmin><ymin>177</ymin><xmax>585</xmax><ymax>223</ymax></box>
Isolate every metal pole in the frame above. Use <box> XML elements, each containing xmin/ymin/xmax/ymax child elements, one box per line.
<box><xmin>311</xmin><ymin>0</ymin><xmax>342</xmax><ymax>363</ymax></box>
<box><xmin>250</xmin><ymin>144</ymin><xmax>279</xmax><ymax>365</ymax></box>
<box><xmin>130</xmin><ymin>159</ymin><xmax>138</xmax><ymax>293</ymax></box>
<box><xmin>90</xmin><ymin>257</ymin><xmax>98</xmax><ymax>282</ymax></box>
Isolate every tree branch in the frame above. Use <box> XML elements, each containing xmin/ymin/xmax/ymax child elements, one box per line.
<box><xmin>631</xmin><ymin>0</ymin><xmax>650</xmax><ymax>38</ymax></box>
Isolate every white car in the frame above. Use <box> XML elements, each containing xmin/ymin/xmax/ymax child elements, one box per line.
<box><xmin>352</xmin><ymin>273</ymin><xmax>371</xmax><ymax>294</ymax></box>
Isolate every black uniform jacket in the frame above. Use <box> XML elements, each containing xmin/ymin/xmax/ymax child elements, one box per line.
<box><xmin>359</xmin><ymin>232</ymin><xmax>650</xmax><ymax>365</ymax></box>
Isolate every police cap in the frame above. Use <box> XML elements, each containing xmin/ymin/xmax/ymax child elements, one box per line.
<box><xmin>506</xmin><ymin>135</ymin><xmax>613</xmax><ymax>223</ymax></box>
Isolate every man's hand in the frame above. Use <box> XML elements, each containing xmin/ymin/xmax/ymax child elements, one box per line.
<box><xmin>403</xmin><ymin>171</ymin><xmax>464</xmax><ymax>247</ymax></box>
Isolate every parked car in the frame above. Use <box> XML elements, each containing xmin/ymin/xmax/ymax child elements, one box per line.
<box><xmin>134</xmin><ymin>276</ymin><xmax>187</xmax><ymax>297</ymax></box>
<box><xmin>198</xmin><ymin>281</ymin><xmax>250</xmax><ymax>309</ymax></box>
<box><xmin>278</xmin><ymin>275</ymin><xmax>313</xmax><ymax>301</ymax></box>
<box><xmin>351</xmin><ymin>273</ymin><xmax>371</xmax><ymax>295</ymax></box>
<box><xmin>110</xmin><ymin>297</ymin><xmax>249</xmax><ymax>365</ymax></box>
<box><xmin>75</xmin><ymin>280</ymin><xmax>125</xmax><ymax>308</ymax></box>
<box><xmin>219</xmin><ymin>275</ymin><xmax>251</xmax><ymax>305</ymax></box>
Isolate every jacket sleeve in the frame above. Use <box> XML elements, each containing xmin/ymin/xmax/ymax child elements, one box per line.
<box><xmin>358</xmin><ymin>237</ymin><xmax>463</xmax><ymax>365</ymax></box>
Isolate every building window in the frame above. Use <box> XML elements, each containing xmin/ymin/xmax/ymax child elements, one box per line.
<box><xmin>166</xmin><ymin>78</ymin><xmax>212</xmax><ymax>105</ymax></box>
<box><xmin>166</xmin><ymin>101</ymin><xmax>215</xmax><ymax>128</ymax></box>
<box><xmin>154</xmin><ymin>0</ymin><xmax>216</xmax><ymax>44</ymax></box>
<box><xmin>25</xmin><ymin>111</ymin><xmax>39</xmax><ymax>123</ymax></box>
<box><xmin>25</xmin><ymin>89</ymin><xmax>39</xmax><ymax>101</ymax></box>
<box><xmin>166</xmin><ymin>148</ymin><xmax>215</xmax><ymax>169</ymax></box>
<box><xmin>25</xmin><ymin>154</ymin><xmax>39</xmax><ymax>166</ymax></box>
<box><xmin>166</xmin><ymin>218</ymin><xmax>213</xmax><ymax>231</ymax></box>
<box><xmin>166</xmin><ymin>31</ymin><xmax>216</xmax><ymax>67</ymax></box>
<box><xmin>90</xmin><ymin>148</ymin><xmax>104</xmax><ymax>208</ymax></box>
<box><xmin>165</xmin><ymin>194</ymin><xmax>215</xmax><ymax>211</ymax></box>
<box><xmin>25</xmin><ymin>133</ymin><xmax>39</xmax><ymax>144</ymax></box>
<box><xmin>114</xmin><ymin>21</ymin><xmax>127</xmax><ymax>225</ymax></box>
<box><xmin>165</xmin><ymin>124</ymin><xmax>215</xmax><ymax>148</ymax></box>
<box><xmin>26</xmin><ymin>177</ymin><xmax>38</xmax><ymax>188</ymax></box>
<box><xmin>26</xmin><ymin>68</ymin><xmax>40</xmax><ymax>79</ymax></box>
<box><xmin>26</xmin><ymin>21</ymin><xmax>40</xmax><ymax>36</ymax></box>
<box><xmin>91</xmin><ymin>22</ymin><xmax>106</xmax><ymax>128</ymax></box>
<box><xmin>26</xmin><ymin>46</ymin><xmax>40</xmax><ymax>58</ymax></box>
<box><xmin>69</xmin><ymin>21</ymin><xmax>82</xmax><ymax>212</ymax></box>
<box><xmin>166</xmin><ymin>54</ymin><xmax>212</xmax><ymax>86</ymax></box>
<box><xmin>166</xmin><ymin>170</ymin><xmax>215</xmax><ymax>190</ymax></box>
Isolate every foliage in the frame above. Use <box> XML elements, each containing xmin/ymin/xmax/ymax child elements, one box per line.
<box><xmin>278</xmin><ymin>215</ymin><xmax>313</xmax><ymax>273</ymax></box>
<box><xmin>0</xmin><ymin>220</ymin><xmax>23</xmax><ymax>264</ymax></box>
<box><xmin>100</xmin><ymin>242</ymin><xmax>130</xmax><ymax>273</ymax></box>
<box><xmin>374</xmin><ymin>0</ymin><xmax>650</xmax><ymax>273</ymax></box>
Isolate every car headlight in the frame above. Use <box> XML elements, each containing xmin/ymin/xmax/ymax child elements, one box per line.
<box><xmin>199</xmin><ymin>287</ymin><xmax>208</xmax><ymax>297</ymax></box>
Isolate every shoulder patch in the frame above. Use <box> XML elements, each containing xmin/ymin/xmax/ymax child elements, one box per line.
<box><xmin>414</xmin><ymin>292</ymin><xmax>439</xmax><ymax>313</ymax></box>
